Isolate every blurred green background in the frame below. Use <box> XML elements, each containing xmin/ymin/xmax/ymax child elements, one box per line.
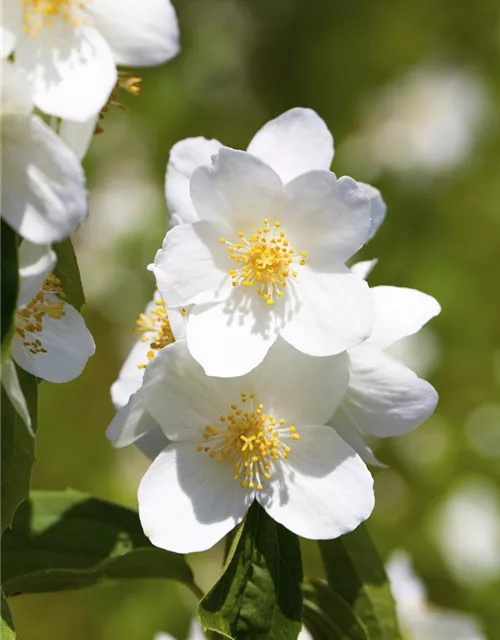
<box><xmin>10</xmin><ymin>0</ymin><xmax>500</xmax><ymax>638</ymax></box>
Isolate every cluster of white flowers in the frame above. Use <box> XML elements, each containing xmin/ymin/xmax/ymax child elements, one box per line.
<box><xmin>107</xmin><ymin>108</ymin><xmax>441</xmax><ymax>553</ymax></box>
<box><xmin>1</xmin><ymin>0</ymin><xmax>180</xmax><ymax>424</ymax></box>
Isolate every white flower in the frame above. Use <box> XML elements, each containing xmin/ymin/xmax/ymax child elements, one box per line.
<box><xmin>3</xmin><ymin>0</ymin><xmax>180</xmax><ymax>121</ymax></box>
<box><xmin>11</xmin><ymin>241</ymin><xmax>95</xmax><ymax>382</ymax></box>
<box><xmin>106</xmin><ymin>292</ymin><xmax>186</xmax><ymax>457</ymax></box>
<box><xmin>137</xmin><ymin>337</ymin><xmax>374</xmax><ymax>553</ymax></box>
<box><xmin>1</xmin><ymin>61</ymin><xmax>87</xmax><ymax>244</ymax></box>
<box><xmin>387</xmin><ymin>551</ymin><xmax>485</xmax><ymax>640</ymax></box>
<box><xmin>152</xmin><ymin>108</ymin><xmax>378</xmax><ymax>377</ymax></box>
<box><xmin>329</xmin><ymin>266</ymin><xmax>440</xmax><ymax>466</ymax></box>
<box><xmin>343</xmin><ymin>64</ymin><xmax>488</xmax><ymax>178</ymax></box>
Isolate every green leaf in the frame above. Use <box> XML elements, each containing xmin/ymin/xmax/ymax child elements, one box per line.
<box><xmin>53</xmin><ymin>238</ymin><xmax>85</xmax><ymax>310</ymax></box>
<box><xmin>1</xmin><ymin>590</ymin><xmax>16</xmax><ymax>640</ymax></box>
<box><xmin>1</xmin><ymin>368</ymin><xmax>38</xmax><ymax>534</ymax></box>
<box><xmin>303</xmin><ymin>580</ymin><xmax>367</xmax><ymax>640</ymax></box>
<box><xmin>1</xmin><ymin>221</ymin><xmax>19</xmax><ymax>363</ymax></box>
<box><xmin>2</xmin><ymin>490</ymin><xmax>195</xmax><ymax>596</ymax></box>
<box><xmin>319</xmin><ymin>525</ymin><xmax>402</xmax><ymax>640</ymax></box>
<box><xmin>198</xmin><ymin>502</ymin><xmax>303</xmax><ymax>640</ymax></box>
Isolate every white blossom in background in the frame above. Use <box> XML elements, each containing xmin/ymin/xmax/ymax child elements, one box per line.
<box><xmin>431</xmin><ymin>479</ymin><xmax>500</xmax><ymax>587</ymax></box>
<box><xmin>1</xmin><ymin>61</ymin><xmax>87</xmax><ymax>244</ymax></box>
<box><xmin>343</xmin><ymin>64</ymin><xmax>488</xmax><ymax>179</ymax></box>
<box><xmin>107</xmin><ymin>292</ymin><xmax>186</xmax><ymax>459</ymax></box>
<box><xmin>387</xmin><ymin>551</ymin><xmax>485</xmax><ymax>640</ymax></box>
<box><xmin>328</xmin><ymin>261</ymin><xmax>440</xmax><ymax>465</ymax></box>
<box><xmin>136</xmin><ymin>338</ymin><xmax>374</xmax><ymax>553</ymax></box>
<box><xmin>11</xmin><ymin>241</ymin><xmax>95</xmax><ymax>382</ymax></box>
<box><xmin>153</xmin><ymin>108</ymin><xmax>383</xmax><ymax>378</ymax></box>
<box><xmin>2</xmin><ymin>0</ymin><xmax>180</xmax><ymax>121</ymax></box>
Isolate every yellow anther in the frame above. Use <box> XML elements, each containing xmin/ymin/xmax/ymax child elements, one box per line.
<box><xmin>219</xmin><ymin>237</ymin><xmax>226</xmax><ymax>243</ymax></box>
<box><xmin>15</xmin><ymin>273</ymin><xmax>66</xmax><ymax>356</ymax></box>
<box><xmin>195</xmin><ymin>395</ymin><xmax>300</xmax><ymax>492</ymax></box>
<box><xmin>135</xmin><ymin>296</ymin><xmax>176</xmax><ymax>369</ymax></box>
<box><xmin>23</xmin><ymin>0</ymin><xmax>87</xmax><ymax>36</ymax></box>
<box><xmin>222</xmin><ymin>218</ymin><xmax>306</xmax><ymax>305</ymax></box>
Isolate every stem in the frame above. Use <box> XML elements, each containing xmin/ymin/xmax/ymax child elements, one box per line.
<box><xmin>188</xmin><ymin>581</ymin><xmax>205</xmax><ymax>601</ymax></box>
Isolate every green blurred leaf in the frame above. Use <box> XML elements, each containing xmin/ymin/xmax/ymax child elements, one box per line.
<box><xmin>53</xmin><ymin>238</ymin><xmax>85</xmax><ymax>310</ymax></box>
<box><xmin>319</xmin><ymin>526</ymin><xmax>401</xmax><ymax>640</ymax></box>
<box><xmin>1</xmin><ymin>368</ymin><xmax>38</xmax><ymax>534</ymax></box>
<box><xmin>1</xmin><ymin>490</ymin><xmax>195</xmax><ymax>596</ymax></box>
<box><xmin>1</xmin><ymin>590</ymin><xmax>16</xmax><ymax>639</ymax></box>
<box><xmin>303</xmin><ymin>580</ymin><xmax>368</xmax><ymax>640</ymax></box>
<box><xmin>198</xmin><ymin>502</ymin><xmax>303</xmax><ymax>640</ymax></box>
<box><xmin>1</xmin><ymin>221</ymin><xmax>19</xmax><ymax>363</ymax></box>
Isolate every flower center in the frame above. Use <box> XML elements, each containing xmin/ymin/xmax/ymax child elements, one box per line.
<box><xmin>196</xmin><ymin>392</ymin><xmax>300</xmax><ymax>490</ymax></box>
<box><xmin>23</xmin><ymin>0</ymin><xmax>87</xmax><ymax>36</ymax></box>
<box><xmin>219</xmin><ymin>219</ymin><xmax>307</xmax><ymax>306</ymax></box>
<box><xmin>135</xmin><ymin>299</ymin><xmax>183</xmax><ymax>369</ymax></box>
<box><xmin>16</xmin><ymin>274</ymin><xmax>66</xmax><ymax>356</ymax></box>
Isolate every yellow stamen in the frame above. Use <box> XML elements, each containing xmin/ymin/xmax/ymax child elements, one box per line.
<box><xmin>223</xmin><ymin>218</ymin><xmax>306</xmax><ymax>305</ymax></box>
<box><xmin>134</xmin><ymin>297</ymin><xmax>176</xmax><ymax>368</ymax></box>
<box><xmin>23</xmin><ymin>0</ymin><xmax>87</xmax><ymax>36</ymax></box>
<box><xmin>195</xmin><ymin>393</ymin><xmax>300</xmax><ymax>491</ymax></box>
<box><xmin>15</xmin><ymin>274</ymin><xmax>66</xmax><ymax>356</ymax></box>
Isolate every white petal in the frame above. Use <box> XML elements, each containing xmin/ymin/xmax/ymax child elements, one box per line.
<box><xmin>152</xmin><ymin>222</ymin><xmax>232</xmax><ymax>308</ymax></box>
<box><xmin>168</xmin><ymin>306</ymin><xmax>187</xmax><ymax>341</ymax></box>
<box><xmin>283</xmin><ymin>173</ymin><xmax>371</xmax><ymax>265</ymax></box>
<box><xmin>358</xmin><ymin>182</ymin><xmax>387</xmax><ymax>241</ymax></box>
<box><xmin>86</xmin><ymin>0</ymin><xmax>180</xmax><ymax>67</ymax></box>
<box><xmin>110</xmin><ymin>339</ymin><xmax>149</xmax><ymax>408</ymax></box>
<box><xmin>280</xmin><ymin>266</ymin><xmax>373</xmax><ymax>356</ymax></box>
<box><xmin>2</xmin><ymin>115</ymin><xmax>87</xmax><ymax>244</ymax></box>
<box><xmin>259</xmin><ymin>426</ymin><xmax>374</xmax><ymax>540</ymax></box>
<box><xmin>342</xmin><ymin>346</ymin><xmax>438</xmax><ymax>437</ymax></box>
<box><xmin>247</xmin><ymin>108</ymin><xmax>334</xmax><ymax>183</ymax></box>
<box><xmin>298</xmin><ymin>628</ymin><xmax>314</xmax><ymax>640</ymax></box>
<box><xmin>166</xmin><ymin>137</ymin><xmax>223</xmax><ymax>227</ymax></box>
<box><xmin>16</xmin><ymin>24</ymin><xmax>116</xmax><ymax>121</ymax></box>
<box><xmin>59</xmin><ymin>115</ymin><xmax>98</xmax><ymax>160</ymax></box>
<box><xmin>403</xmin><ymin>611</ymin><xmax>485</xmax><ymax>640</ymax></box>
<box><xmin>190</xmin><ymin>148</ymin><xmax>283</xmax><ymax>233</ymax></box>
<box><xmin>247</xmin><ymin>338</ymin><xmax>349</xmax><ymax>426</ymax></box>
<box><xmin>12</xmin><ymin>299</ymin><xmax>95</xmax><ymax>382</ymax></box>
<box><xmin>135</xmin><ymin>425</ymin><xmax>169</xmax><ymax>461</ymax></box>
<box><xmin>107</xmin><ymin>391</ymin><xmax>159</xmax><ymax>448</ymax></box>
<box><xmin>187</xmin><ymin>619</ymin><xmax>207</xmax><ymax>640</ymax></box>
<box><xmin>17</xmin><ymin>241</ymin><xmax>57</xmax><ymax>305</ymax></box>
<box><xmin>141</xmin><ymin>340</ymin><xmax>246</xmax><ymax>440</ymax></box>
<box><xmin>329</xmin><ymin>405</ymin><xmax>385</xmax><ymax>467</ymax></box>
<box><xmin>0</xmin><ymin>1</ymin><xmax>22</xmax><ymax>58</ymax></box>
<box><xmin>1</xmin><ymin>61</ymin><xmax>32</xmax><ymax>115</ymax></box>
<box><xmin>138</xmin><ymin>442</ymin><xmax>249</xmax><ymax>553</ymax></box>
<box><xmin>386</xmin><ymin>551</ymin><xmax>426</xmax><ymax>610</ymax></box>
<box><xmin>368</xmin><ymin>286</ymin><xmax>441</xmax><ymax>350</ymax></box>
<box><xmin>1</xmin><ymin>360</ymin><xmax>33</xmax><ymax>436</ymax></box>
<box><xmin>350</xmin><ymin>259</ymin><xmax>378</xmax><ymax>280</ymax></box>
<box><xmin>186</xmin><ymin>293</ymin><xmax>279</xmax><ymax>377</ymax></box>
